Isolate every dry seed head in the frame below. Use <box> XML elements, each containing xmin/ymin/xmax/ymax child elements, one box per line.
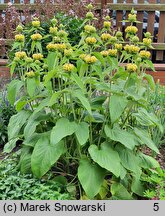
<box><xmin>31</xmin><ymin>33</ymin><xmax>42</xmax><ymax>41</ymax></box>
<box><xmin>32</xmin><ymin>53</ymin><xmax>43</xmax><ymax>60</ymax></box>
<box><xmin>115</xmin><ymin>43</ymin><xmax>123</xmax><ymax>50</ymax></box>
<box><xmin>100</xmin><ymin>50</ymin><xmax>109</xmax><ymax>57</ymax></box>
<box><xmin>49</xmin><ymin>27</ymin><xmax>58</xmax><ymax>35</ymax></box>
<box><xmin>139</xmin><ymin>50</ymin><xmax>151</xmax><ymax>59</ymax></box>
<box><xmin>84</xmin><ymin>55</ymin><xmax>97</xmax><ymax>64</ymax></box>
<box><xmin>125</xmin><ymin>26</ymin><xmax>138</xmax><ymax>34</ymax></box>
<box><xmin>15</xmin><ymin>34</ymin><xmax>25</xmax><ymax>42</ymax></box>
<box><xmin>84</xmin><ymin>25</ymin><xmax>96</xmax><ymax>34</ymax></box>
<box><xmin>64</xmin><ymin>49</ymin><xmax>73</xmax><ymax>57</ymax></box>
<box><xmin>15</xmin><ymin>51</ymin><xmax>27</xmax><ymax>59</ymax></box>
<box><xmin>124</xmin><ymin>44</ymin><xmax>140</xmax><ymax>54</ymax></box>
<box><xmin>16</xmin><ymin>25</ymin><xmax>23</xmax><ymax>33</ymax></box>
<box><xmin>85</xmin><ymin>37</ymin><xmax>97</xmax><ymax>45</ymax></box>
<box><xmin>143</xmin><ymin>38</ymin><xmax>152</xmax><ymax>46</ymax></box>
<box><xmin>128</xmin><ymin>14</ymin><xmax>137</xmax><ymax>22</ymax></box>
<box><xmin>32</xmin><ymin>20</ymin><xmax>40</xmax><ymax>28</ymax></box>
<box><xmin>26</xmin><ymin>71</ymin><xmax>35</xmax><ymax>78</ymax></box>
<box><xmin>108</xmin><ymin>49</ymin><xmax>118</xmax><ymax>57</ymax></box>
<box><xmin>86</xmin><ymin>12</ymin><xmax>94</xmax><ymax>19</ymax></box>
<box><xmin>126</xmin><ymin>63</ymin><xmax>138</xmax><ymax>73</ymax></box>
<box><xmin>103</xmin><ymin>21</ymin><xmax>111</xmax><ymax>29</ymax></box>
<box><xmin>101</xmin><ymin>33</ymin><xmax>111</xmax><ymax>41</ymax></box>
<box><xmin>63</xmin><ymin>63</ymin><xmax>75</xmax><ymax>72</ymax></box>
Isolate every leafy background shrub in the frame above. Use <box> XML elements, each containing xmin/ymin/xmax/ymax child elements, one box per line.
<box><xmin>2</xmin><ymin>4</ymin><xmax>165</xmax><ymax>200</ymax></box>
<box><xmin>0</xmin><ymin>153</ymin><xmax>71</xmax><ymax>200</ymax></box>
<box><xmin>0</xmin><ymin>91</ymin><xmax>16</xmax><ymax>146</ymax></box>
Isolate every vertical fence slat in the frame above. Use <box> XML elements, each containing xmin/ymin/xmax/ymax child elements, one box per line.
<box><xmin>116</xmin><ymin>0</ymin><xmax>123</xmax><ymax>30</ymax></box>
<box><xmin>137</xmin><ymin>0</ymin><xmax>144</xmax><ymax>41</ymax></box>
<box><xmin>147</xmin><ymin>0</ymin><xmax>156</xmax><ymax>36</ymax></box>
<box><xmin>156</xmin><ymin>0</ymin><xmax>165</xmax><ymax>61</ymax></box>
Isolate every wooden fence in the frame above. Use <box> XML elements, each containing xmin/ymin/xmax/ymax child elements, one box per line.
<box><xmin>0</xmin><ymin>0</ymin><xmax>165</xmax><ymax>84</ymax></box>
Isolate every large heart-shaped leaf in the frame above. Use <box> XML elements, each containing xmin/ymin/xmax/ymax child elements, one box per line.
<box><xmin>50</xmin><ymin>118</ymin><xmax>77</xmax><ymax>145</ymax></box>
<box><xmin>26</xmin><ymin>77</ymin><xmax>36</xmax><ymax>98</ymax></box>
<box><xmin>8</xmin><ymin>110</ymin><xmax>31</xmax><ymax>141</ymax></box>
<box><xmin>109</xmin><ymin>94</ymin><xmax>128</xmax><ymax>124</ymax></box>
<box><xmin>138</xmin><ymin>152</ymin><xmax>160</xmax><ymax>169</ymax></box>
<box><xmin>88</xmin><ymin>142</ymin><xmax>121</xmax><ymax>177</ymax></box>
<box><xmin>24</xmin><ymin>112</ymin><xmax>51</xmax><ymax>139</ymax></box>
<box><xmin>78</xmin><ymin>158</ymin><xmax>105</xmax><ymax>199</ymax></box>
<box><xmin>75</xmin><ymin>122</ymin><xmax>89</xmax><ymax>146</ymax></box>
<box><xmin>134</xmin><ymin>128</ymin><xmax>159</xmax><ymax>154</ymax></box>
<box><xmin>105</xmin><ymin>125</ymin><xmax>138</xmax><ymax>150</ymax></box>
<box><xmin>111</xmin><ymin>183</ymin><xmax>133</xmax><ymax>200</ymax></box>
<box><xmin>31</xmin><ymin>135</ymin><xmax>65</xmax><ymax>178</ymax></box>
<box><xmin>117</xmin><ymin>147</ymin><xmax>141</xmax><ymax>178</ymax></box>
<box><xmin>7</xmin><ymin>79</ymin><xmax>24</xmax><ymax>105</ymax></box>
<box><xmin>72</xmin><ymin>90</ymin><xmax>92</xmax><ymax>115</ymax></box>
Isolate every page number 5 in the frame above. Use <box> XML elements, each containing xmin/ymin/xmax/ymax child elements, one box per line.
<box><xmin>153</xmin><ymin>203</ymin><xmax>159</xmax><ymax>211</ymax></box>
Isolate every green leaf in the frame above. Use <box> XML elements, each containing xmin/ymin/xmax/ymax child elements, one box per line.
<box><xmin>133</xmin><ymin>108</ymin><xmax>164</xmax><ymax>133</ymax></box>
<box><xmin>89</xmin><ymin>142</ymin><xmax>121</xmax><ymax>177</ymax></box>
<box><xmin>78</xmin><ymin>158</ymin><xmax>105</xmax><ymax>199</ymax></box>
<box><xmin>7</xmin><ymin>110</ymin><xmax>31</xmax><ymax>141</ymax></box>
<box><xmin>10</xmin><ymin>61</ymin><xmax>16</xmax><ymax>76</ymax></box>
<box><xmin>111</xmin><ymin>183</ymin><xmax>133</xmax><ymax>200</ymax></box>
<box><xmin>47</xmin><ymin>52</ymin><xmax>58</xmax><ymax>71</ymax></box>
<box><xmin>19</xmin><ymin>146</ymin><xmax>32</xmax><ymax>174</ymax></box>
<box><xmin>134</xmin><ymin>128</ymin><xmax>159</xmax><ymax>154</ymax></box>
<box><xmin>15</xmin><ymin>99</ymin><xmax>27</xmax><ymax>111</ymax></box>
<box><xmin>138</xmin><ymin>152</ymin><xmax>160</xmax><ymax>169</ymax></box>
<box><xmin>79</xmin><ymin>61</ymin><xmax>88</xmax><ymax>77</ymax></box>
<box><xmin>117</xmin><ymin>147</ymin><xmax>141</xmax><ymax>178</ymax></box>
<box><xmin>104</xmin><ymin>125</ymin><xmax>138</xmax><ymax>150</ymax></box>
<box><xmin>70</xmin><ymin>72</ymin><xmax>86</xmax><ymax>93</ymax></box>
<box><xmin>24</xmin><ymin>112</ymin><xmax>51</xmax><ymax>139</ymax></box>
<box><xmin>26</xmin><ymin>77</ymin><xmax>36</xmax><ymax>98</ymax></box>
<box><xmin>7</xmin><ymin>80</ymin><xmax>24</xmax><ymax>105</ymax></box>
<box><xmin>49</xmin><ymin>91</ymin><xmax>62</xmax><ymax>106</ymax></box>
<box><xmin>50</xmin><ymin>118</ymin><xmax>77</xmax><ymax>145</ymax></box>
<box><xmin>144</xmin><ymin>59</ymin><xmax>155</xmax><ymax>71</ymax></box>
<box><xmin>75</xmin><ymin>122</ymin><xmax>89</xmax><ymax>146</ymax></box>
<box><xmin>109</xmin><ymin>94</ymin><xmax>128</xmax><ymax>123</ymax></box>
<box><xmin>31</xmin><ymin>135</ymin><xmax>65</xmax><ymax>178</ymax></box>
<box><xmin>143</xmin><ymin>74</ymin><xmax>155</xmax><ymax>90</ymax></box>
<box><xmin>3</xmin><ymin>138</ymin><xmax>19</xmax><ymax>153</ymax></box>
<box><xmin>93</xmin><ymin>52</ymin><xmax>105</xmax><ymax>66</ymax></box>
<box><xmin>36</xmin><ymin>41</ymin><xmax>42</xmax><ymax>53</ymax></box>
<box><xmin>131</xmin><ymin>177</ymin><xmax>145</xmax><ymax>197</ymax></box>
<box><xmin>73</xmin><ymin>90</ymin><xmax>92</xmax><ymax>115</ymax></box>
<box><xmin>23</xmin><ymin>133</ymin><xmax>41</xmax><ymax>147</ymax></box>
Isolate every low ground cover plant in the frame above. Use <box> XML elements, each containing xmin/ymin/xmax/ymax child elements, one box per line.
<box><xmin>4</xmin><ymin>5</ymin><xmax>164</xmax><ymax>199</ymax></box>
<box><xmin>0</xmin><ymin>153</ymin><xmax>71</xmax><ymax>200</ymax></box>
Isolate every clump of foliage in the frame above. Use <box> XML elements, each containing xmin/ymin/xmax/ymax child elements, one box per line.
<box><xmin>148</xmin><ymin>82</ymin><xmax>165</xmax><ymax>148</ymax></box>
<box><xmin>0</xmin><ymin>153</ymin><xmax>71</xmax><ymax>200</ymax></box>
<box><xmin>0</xmin><ymin>91</ymin><xmax>16</xmax><ymax>146</ymax></box>
<box><xmin>4</xmin><ymin>6</ymin><xmax>163</xmax><ymax>199</ymax></box>
<box><xmin>142</xmin><ymin>167</ymin><xmax>165</xmax><ymax>200</ymax></box>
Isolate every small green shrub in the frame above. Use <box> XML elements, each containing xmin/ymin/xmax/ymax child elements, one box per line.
<box><xmin>142</xmin><ymin>167</ymin><xmax>165</xmax><ymax>200</ymax></box>
<box><xmin>148</xmin><ymin>83</ymin><xmax>165</xmax><ymax>148</ymax></box>
<box><xmin>0</xmin><ymin>153</ymin><xmax>71</xmax><ymax>200</ymax></box>
<box><xmin>0</xmin><ymin>91</ymin><xmax>16</xmax><ymax>146</ymax></box>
